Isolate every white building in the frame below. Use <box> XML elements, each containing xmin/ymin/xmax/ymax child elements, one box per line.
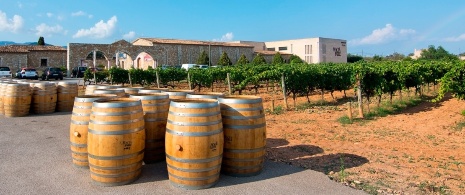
<box><xmin>234</xmin><ymin>37</ymin><xmax>347</xmax><ymax>63</ymax></box>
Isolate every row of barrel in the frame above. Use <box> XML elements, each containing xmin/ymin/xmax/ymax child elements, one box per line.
<box><xmin>69</xmin><ymin>85</ymin><xmax>266</xmax><ymax>189</ymax></box>
<box><xmin>0</xmin><ymin>79</ymin><xmax>78</xmax><ymax>117</ymax></box>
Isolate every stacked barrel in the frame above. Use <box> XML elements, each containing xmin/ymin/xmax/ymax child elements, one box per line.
<box><xmin>66</xmin><ymin>85</ymin><xmax>267</xmax><ymax>189</ymax></box>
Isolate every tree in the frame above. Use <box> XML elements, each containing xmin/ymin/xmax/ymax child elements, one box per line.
<box><xmin>252</xmin><ymin>53</ymin><xmax>266</xmax><ymax>65</ymax></box>
<box><xmin>289</xmin><ymin>54</ymin><xmax>304</xmax><ymax>64</ymax></box>
<box><xmin>38</xmin><ymin>37</ymin><xmax>45</xmax><ymax>45</ymax></box>
<box><xmin>196</xmin><ymin>50</ymin><xmax>209</xmax><ymax>65</ymax></box>
<box><xmin>272</xmin><ymin>52</ymin><xmax>284</xmax><ymax>64</ymax></box>
<box><xmin>385</xmin><ymin>52</ymin><xmax>406</xmax><ymax>61</ymax></box>
<box><xmin>372</xmin><ymin>55</ymin><xmax>384</xmax><ymax>61</ymax></box>
<box><xmin>217</xmin><ymin>51</ymin><xmax>232</xmax><ymax>66</ymax></box>
<box><xmin>236</xmin><ymin>54</ymin><xmax>249</xmax><ymax>65</ymax></box>
<box><xmin>419</xmin><ymin>45</ymin><xmax>458</xmax><ymax>60</ymax></box>
<box><xmin>347</xmin><ymin>54</ymin><xmax>363</xmax><ymax>63</ymax></box>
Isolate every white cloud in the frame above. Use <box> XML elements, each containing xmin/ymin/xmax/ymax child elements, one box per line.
<box><xmin>0</xmin><ymin>11</ymin><xmax>24</xmax><ymax>33</ymax></box>
<box><xmin>213</xmin><ymin>32</ymin><xmax>234</xmax><ymax>42</ymax></box>
<box><xmin>72</xmin><ymin>16</ymin><xmax>117</xmax><ymax>39</ymax></box>
<box><xmin>123</xmin><ymin>31</ymin><xmax>136</xmax><ymax>40</ymax></box>
<box><xmin>444</xmin><ymin>34</ymin><xmax>465</xmax><ymax>42</ymax></box>
<box><xmin>35</xmin><ymin>23</ymin><xmax>64</xmax><ymax>37</ymax></box>
<box><xmin>350</xmin><ymin>24</ymin><xmax>416</xmax><ymax>45</ymax></box>
<box><xmin>72</xmin><ymin>11</ymin><xmax>93</xmax><ymax>19</ymax></box>
<box><xmin>46</xmin><ymin>12</ymin><xmax>53</xmax><ymax>18</ymax></box>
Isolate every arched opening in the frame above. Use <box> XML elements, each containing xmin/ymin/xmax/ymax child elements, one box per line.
<box><xmin>113</xmin><ymin>51</ymin><xmax>133</xmax><ymax>70</ymax></box>
<box><xmin>82</xmin><ymin>50</ymin><xmax>109</xmax><ymax>70</ymax></box>
<box><xmin>135</xmin><ymin>52</ymin><xmax>156</xmax><ymax>70</ymax></box>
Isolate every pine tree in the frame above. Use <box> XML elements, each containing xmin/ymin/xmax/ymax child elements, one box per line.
<box><xmin>217</xmin><ymin>52</ymin><xmax>232</xmax><ymax>66</ymax></box>
<box><xmin>38</xmin><ymin>37</ymin><xmax>45</xmax><ymax>45</ymax></box>
<box><xmin>272</xmin><ymin>52</ymin><xmax>284</xmax><ymax>64</ymax></box>
<box><xmin>236</xmin><ymin>54</ymin><xmax>249</xmax><ymax>65</ymax></box>
<box><xmin>289</xmin><ymin>54</ymin><xmax>304</xmax><ymax>64</ymax></box>
<box><xmin>252</xmin><ymin>53</ymin><xmax>266</xmax><ymax>65</ymax></box>
<box><xmin>196</xmin><ymin>50</ymin><xmax>209</xmax><ymax>65</ymax></box>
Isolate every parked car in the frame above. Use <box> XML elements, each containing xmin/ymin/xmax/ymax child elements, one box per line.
<box><xmin>41</xmin><ymin>67</ymin><xmax>63</xmax><ymax>80</ymax></box>
<box><xmin>193</xmin><ymin>65</ymin><xmax>209</xmax><ymax>69</ymax></box>
<box><xmin>17</xmin><ymin>68</ymin><xmax>39</xmax><ymax>79</ymax></box>
<box><xmin>0</xmin><ymin>67</ymin><xmax>12</xmax><ymax>78</ymax></box>
<box><xmin>181</xmin><ymin>64</ymin><xmax>197</xmax><ymax>70</ymax></box>
<box><xmin>71</xmin><ymin>66</ymin><xmax>87</xmax><ymax>78</ymax></box>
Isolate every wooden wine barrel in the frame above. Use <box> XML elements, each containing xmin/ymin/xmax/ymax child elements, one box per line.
<box><xmin>138</xmin><ymin>89</ymin><xmax>161</xmax><ymax>94</ymax></box>
<box><xmin>129</xmin><ymin>93</ymin><xmax>169</xmax><ymax>163</ymax></box>
<box><xmin>143</xmin><ymin>88</ymin><xmax>169</xmax><ymax>92</ymax></box>
<box><xmin>186</xmin><ymin>92</ymin><xmax>224</xmax><ymax>99</ymax></box>
<box><xmin>118</xmin><ymin>87</ymin><xmax>145</xmax><ymax>96</ymax></box>
<box><xmin>163</xmin><ymin>90</ymin><xmax>194</xmax><ymax>100</ymax></box>
<box><xmin>85</xmin><ymin>85</ymin><xmax>118</xmax><ymax>95</ymax></box>
<box><xmin>3</xmin><ymin>83</ymin><xmax>31</xmax><ymax>117</ymax></box>
<box><xmin>69</xmin><ymin>94</ymin><xmax>117</xmax><ymax>168</ymax></box>
<box><xmin>218</xmin><ymin>95</ymin><xmax>266</xmax><ymax>177</ymax></box>
<box><xmin>165</xmin><ymin>99</ymin><xmax>223</xmax><ymax>190</ymax></box>
<box><xmin>87</xmin><ymin>98</ymin><xmax>145</xmax><ymax>186</ymax></box>
<box><xmin>0</xmin><ymin>82</ymin><xmax>17</xmax><ymax>115</ymax></box>
<box><xmin>31</xmin><ymin>82</ymin><xmax>57</xmax><ymax>114</ymax></box>
<box><xmin>56</xmin><ymin>81</ymin><xmax>78</xmax><ymax>112</ymax></box>
<box><xmin>93</xmin><ymin>89</ymin><xmax>126</xmax><ymax>97</ymax></box>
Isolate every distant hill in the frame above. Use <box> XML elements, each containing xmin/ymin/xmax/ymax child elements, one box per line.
<box><xmin>0</xmin><ymin>41</ymin><xmax>54</xmax><ymax>46</ymax></box>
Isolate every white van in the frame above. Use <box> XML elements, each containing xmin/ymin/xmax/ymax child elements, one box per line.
<box><xmin>181</xmin><ymin>64</ymin><xmax>196</xmax><ymax>70</ymax></box>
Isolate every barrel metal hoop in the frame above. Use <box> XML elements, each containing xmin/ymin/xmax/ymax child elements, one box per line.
<box><xmin>88</xmin><ymin>126</ymin><xmax>144</xmax><ymax>135</ymax></box>
<box><xmin>142</xmin><ymin>102</ymin><xmax>169</xmax><ymax>106</ymax></box>
<box><xmin>166</xmin><ymin>154</ymin><xmax>222</xmax><ymax>163</ymax></box>
<box><xmin>167</xmin><ymin>163</ymin><xmax>221</xmax><ymax>173</ymax></box>
<box><xmin>168</xmin><ymin>172</ymin><xmax>220</xmax><ymax>181</ymax></box>
<box><xmin>166</xmin><ymin>128</ymin><xmax>223</xmax><ymax>137</ymax></box>
<box><xmin>88</xmin><ymin>150</ymin><xmax>144</xmax><ymax>160</ymax></box>
<box><xmin>91</xmin><ymin>109</ymin><xmax>142</xmax><ymax>116</ymax></box>
<box><xmin>221</xmin><ymin>114</ymin><xmax>265</xmax><ymax>120</ymax></box>
<box><xmin>89</xmin><ymin>161</ymin><xmax>142</xmax><ymax>170</ymax></box>
<box><xmin>70</xmin><ymin>120</ymin><xmax>89</xmax><ymax>125</ymax></box>
<box><xmin>73</xmin><ymin>105</ymin><xmax>92</xmax><ymax>109</ymax></box>
<box><xmin>167</xmin><ymin>119</ymin><xmax>221</xmax><ymax>126</ymax></box>
<box><xmin>92</xmin><ymin>101</ymin><xmax>141</xmax><ymax>108</ymax></box>
<box><xmin>169</xmin><ymin>180</ymin><xmax>218</xmax><ymax>190</ymax></box>
<box><xmin>218</xmin><ymin>98</ymin><xmax>262</xmax><ymax>104</ymax></box>
<box><xmin>70</xmin><ymin>142</ymin><xmax>87</xmax><ymax>147</ymax></box>
<box><xmin>72</xmin><ymin>157</ymin><xmax>88</xmax><ymax>162</ymax></box>
<box><xmin>221</xmin><ymin>106</ymin><xmax>263</xmax><ymax>111</ymax></box>
<box><xmin>168</xmin><ymin>110</ymin><xmax>220</xmax><ymax>117</ymax></box>
<box><xmin>71</xmin><ymin>151</ymin><xmax>88</xmax><ymax>155</ymax></box>
<box><xmin>89</xmin><ymin>117</ymin><xmax>144</xmax><ymax>125</ymax></box>
<box><xmin>90</xmin><ymin>167</ymin><xmax>141</xmax><ymax>178</ymax></box>
<box><xmin>223</xmin><ymin>123</ymin><xmax>266</xmax><ymax>130</ymax></box>
<box><xmin>169</xmin><ymin>101</ymin><xmax>218</xmax><ymax>109</ymax></box>
<box><xmin>72</xmin><ymin>112</ymin><xmax>91</xmax><ymax>117</ymax></box>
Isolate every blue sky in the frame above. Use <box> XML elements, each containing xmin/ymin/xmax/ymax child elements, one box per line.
<box><xmin>1</xmin><ymin>0</ymin><xmax>465</xmax><ymax>56</ymax></box>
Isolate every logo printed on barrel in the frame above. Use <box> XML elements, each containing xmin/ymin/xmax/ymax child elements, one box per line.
<box><xmin>225</xmin><ymin>135</ymin><xmax>233</xmax><ymax>144</ymax></box>
<box><xmin>122</xmin><ymin>141</ymin><xmax>132</xmax><ymax>150</ymax></box>
<box><xmin>210</xmin><ymin>142</ymin><xmax>218</xmax><ymax>151</ymax></box>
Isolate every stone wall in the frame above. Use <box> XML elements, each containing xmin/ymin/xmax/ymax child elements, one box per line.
<box><xmin>0</xmin><ymin>53</ymin><xmax>28</xmax><ymax>72</ymax></box>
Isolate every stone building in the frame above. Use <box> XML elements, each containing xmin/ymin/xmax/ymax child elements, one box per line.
<box><xmin>67</xmin><ymin>38</ymin><xmax>255</xmax><ymax>75</ymax></box>
<box><xmin>0</xmin><ymin>45</ymin><xmax>66</xmax><ymax>73</ymax></box>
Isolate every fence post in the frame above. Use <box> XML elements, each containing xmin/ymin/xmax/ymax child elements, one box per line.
<box><xmin>227</xmin><ymin>73</ymin><xmax>232</xmax><ymax>95</ymax></box>
<box><xmin>281</xmin><ymin>74</ymin><xmax>288</xmax><ymax>110</ymax></box>
<box><xmin>156</xmin><ymin>71</ymin><xmax>160</xmax><ymax>88</ymax></box>
<box><xmin>357</xmin><ymin>74</ymin><xmax>364</xmax><ymax>118</ymax></box>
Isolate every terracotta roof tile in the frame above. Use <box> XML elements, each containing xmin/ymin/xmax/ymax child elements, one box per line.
<box><xmin>138</xmin><ymin>38</ymin><xmax>253</xmax><ymax>48</ymax></box>
<box><xmin>0</xmin><ymin>45</ymin><xmax>66</xmax><ymax>53</ymax></box>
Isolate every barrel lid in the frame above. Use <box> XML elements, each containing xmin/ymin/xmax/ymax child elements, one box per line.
<box><xmin>92</xmin><ymin>98</ymin><xmax>141</xmax><ymax>108</ymax></box>
<box><xmin>170</xmin><ymin>98</ymin><xmax>219</xmax><ymax>108</ymax></box>
<box><xmin>218</xmin><ymin>95</ymin><xmax>262</xmax><ymax>104</ymax></box>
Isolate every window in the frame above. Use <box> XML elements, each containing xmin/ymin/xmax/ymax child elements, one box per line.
<box><xmin>40</xmin><ymin>59</ymin><xmax>48</xmax><ymax>67</ymax></box>
<box><xmin>305</xmin><ymin>45</ymin><xmax>309</xmax><ymax>54</ymax></box>
<box><xmin>310</xmin><ymin>45</ymin><xmax>312</xmax><ymax>54</ymax></box>
<box><xmin>341</xmin><ymin>41</ymin><xmax>346</xmax><ymax>46</ymax></box>
<box><xmin>278</xmin><ymin>47</ymin><xmax>287</xmax><ymax>51</ymax></box>
<box><xmin>267</xmin><ymin>48</ymin><xmax>275</xmax><ymax>51</ymax></box>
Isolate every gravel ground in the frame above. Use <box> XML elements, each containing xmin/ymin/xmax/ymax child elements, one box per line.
<box><xmin>0</xmin><ymin>112</ymin><xmax>365</xmax><ymax>195</ymax></box>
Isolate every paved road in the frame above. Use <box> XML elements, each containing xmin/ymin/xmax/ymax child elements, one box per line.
<box><xmin>0</xmin><ymin>113</ymin><xmax>366</xmax><ymax>195</ymax></box>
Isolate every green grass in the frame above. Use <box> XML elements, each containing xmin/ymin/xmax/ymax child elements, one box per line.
<box><xmin>265</xmin><ymin>105</ymin><xmax>284</xmax><ymax>115</ymax></box>
<box><xmin>461</xmin><ymin>110</ymin><xmax>465</xmax><ymax>116</ymax></box>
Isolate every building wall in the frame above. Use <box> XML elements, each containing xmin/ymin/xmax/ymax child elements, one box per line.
<box><xmin>27</xmin><ymin>50</ymin><xmax>67</xmax><ymax>69</ymax></box>
<box><xmin>0</xmin><ymin>53</ymin><xmax>28</xmax><ymax>72</ymax></box>
<box><xmin>263</xmin><ymin>37</ymin><xmax>347</xmax><ymax>63</ymax></box>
